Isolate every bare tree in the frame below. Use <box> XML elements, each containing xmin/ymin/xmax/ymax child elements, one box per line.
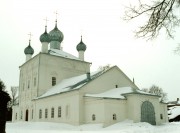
<box><xmin>142</xmin><ymin>85</ymin><xmax>168</xmax><ymax>102</ymax></box>
<box><xmin>98</xmin><ymin>64</ymin><xmax>111</xmax><ymax>71</ymax></box>
<box><xmin>174</xmin><ymin>43</ymin><xmax>180</xmax><ymax>54</ymax></box>
<box><xmin>124</xmin><ymin>0</ymin><xmax>180</xmax><ymax>39</ymax></box>
<box><xmin>10</xmin><ymin>86</ymin><xmax>18</xmax><ymax>106</ymax></box>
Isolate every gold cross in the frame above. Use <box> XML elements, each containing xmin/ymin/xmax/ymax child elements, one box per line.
<box><xmin>54</xmin><ymin>10</ymin><xmax>59</xmax><ymax>20</ymax></box>
<box><xmin>44</xmin><ymin>17</ymin><xmax>49</xmax><ymax>26</ymax></box>
<box><xmin>28</xmin><ymin>32</ymin><xmax>33</xmax><ymax>40</ymax></box>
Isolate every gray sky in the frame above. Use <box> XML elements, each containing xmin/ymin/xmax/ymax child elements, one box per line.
<box><xmin>0</xmin><ymin>0</ymin><xmax>180</xmax><ymax>100</ymax></box>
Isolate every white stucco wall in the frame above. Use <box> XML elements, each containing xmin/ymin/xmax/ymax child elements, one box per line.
<box><xmin>81</xmin><ymin>66</ymin><xmax>138</xmax><ymax>95</ymax></box>
<box><xmin>126</xmin><ymin>94</ymin><xmax>168</xmax><ymax>125</ymax></box>
<box><xmin>14</xmin><ymin>52</ymin><xmax>90</xmax><ymax>124</ymax></box>
<box><xmin>84</xmin><ymin>97</ymin><xmax>127</xmax><ymax>127</ymax></box>
<box><xmin>159</xmin><ymin>103</ymin><xmax>168</xmax><ymax>123</ymax></box>
<box><xmin>34</xmin><ymin>90</ymin><xmax>80</xmax><ymax>125</ymax></box>
<box><xmin>84</xmin><ymin>98</ymin><xmax>105</xmax><ymax>124</ymax></box>
<box><xmin>38</xmin><ymin>53</ymin><xmax>90</xmax><ymax>96</ymax></box>
<box><xmin>12</xmin><ymin>105</ymin><xmax>19</xmax><ymax>122</ymax></box>
<box><xmin>13</xmin><ymin>53</ymin><xmax>168</xmax><ymax>126</ymax></box>
<box><xmin>14</xmin><ymin>55</ymin><xmax>40</xmax><ymax>122</ymax></box>
<box><xmin>103</xmin><ymin>99</ymin><xmax>127</xmax><ymax>127</ymax></box>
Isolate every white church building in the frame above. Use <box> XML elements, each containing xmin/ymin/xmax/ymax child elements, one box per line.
<box><xmin>12</xmin><ymin>19</ymin><xmax>168</xmax><ymax>127</ymax></box>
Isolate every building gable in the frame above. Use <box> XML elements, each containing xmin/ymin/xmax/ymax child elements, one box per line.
<box><xmin>80</xmin><ymin>66</ymin><xmax>139</xmax><ymax>94</ymax></box>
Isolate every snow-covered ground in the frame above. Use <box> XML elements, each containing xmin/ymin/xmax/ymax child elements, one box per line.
<box><xmin>6</xmin><ymin>120</ymin><xmax>180</xmax><ymax>133</ymax></box>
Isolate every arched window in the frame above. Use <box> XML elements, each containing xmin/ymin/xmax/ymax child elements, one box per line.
<box><xmin>45</xmin><ymin>109</ymin><xmax>48</xmax><ymax>118</ymax></box>
<box><xmin>113</xmin><ymin>114</ymin><xmax>116</xmax><ymax>120</ymax></box>
<box><xmin>52</xmin><ymin>77</ymin><xmax>56</xmax><ymax>86</ymax></box>
<box><xmin>92</xmin><ymin>114</ymin><xmax>96</xmax><ymax>121</ymax></box>
<box><xmin>58</xmin><ymin>106</ymin><xmax>61</xmax><ymax>117</ymax></box>
<box><xmin>51</xmin><ymin>107</ymin><xmax>54</xmax><ymax>118</ymax></box>
<box><xmin>39</xmin><ymin>109</ymin><xmax>42</xmax><ymax>119</ymax></box>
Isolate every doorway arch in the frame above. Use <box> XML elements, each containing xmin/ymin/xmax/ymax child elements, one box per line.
<box><xmin>141</xmin><ymin>101</ymin><xmax>156</xmax><ymax>125</ymax></box>
<box><xmin>25</xmin><ymin>109</ymin><xmax>28</xmax><ymax>121</ymax></box>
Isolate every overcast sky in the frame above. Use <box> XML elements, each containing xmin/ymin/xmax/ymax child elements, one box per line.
<box><xmin>0</xmin><ymin>0</ymin><xmax>180</xmax><ymax>100</ymax></box>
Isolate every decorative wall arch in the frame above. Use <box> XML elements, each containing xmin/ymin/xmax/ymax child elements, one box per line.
<box><xmin>141</xmin><ymin>101</ymin><xmax>156</xmax><ymax>125</ymax></box>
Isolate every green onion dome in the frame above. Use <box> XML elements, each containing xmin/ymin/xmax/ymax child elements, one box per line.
<box><xmin>49</xmin><ymin>21</ymin><xmax>64</xmax><ymax>43</ymax></box>
<box><xmin>24</xmin><ymin>40</ymin><xmax>34</xmax><ymax>55</ymax></box>
<box><xmin>40</xmin><ymin>26</ymin><xmax>51</xmax><ymax>43</ymax></box>
<box><xmin>76</xmin><ymin>36</ymin><xmax>86</xmax><ymax>51</ymax></box>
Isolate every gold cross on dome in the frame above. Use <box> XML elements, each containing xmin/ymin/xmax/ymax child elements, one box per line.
<box><xmin>54</xmin><ymin>10</ymin><xmax>59</xmax><ymax>20</ymax></box>
<box><xmin>28</xmin><ymin>32</ymin><xmax>33</xmax><ymax>41</ymax></box>
<box><xmin>44</xmin><ymin>17</ymin><xmax>49</xmax><ymax>26</ymax></box>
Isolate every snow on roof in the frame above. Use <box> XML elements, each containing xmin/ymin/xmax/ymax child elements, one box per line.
<box><xmin>168</xmin><ymin>99</ymin><xmax>180</xmax><ymax>105</ymax></box>
<box><xmin>85</xmin><ymin>87</ymin><xmax>134</xmax><ymax>99</ymax></box>
<box><xmin>85</xmin><ymin>87</ymin><xmax>158</xmax><ymax>99</ymax></box>
<box><xmin>168</xmin><ymin>106</ymin><xmax>180</xmax><ymax>119</ymax></box>
<box><xmin>37</xmin><ymin>70</ymin><xmax>104</xmax><ymax>99</ymax></box>
<box><xmin>49</xmin><ymin>49</ymin><xmax>80</xmax><ymax>61</ymax></box>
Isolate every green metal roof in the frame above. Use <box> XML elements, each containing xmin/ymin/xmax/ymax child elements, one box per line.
<box><xmin>40</xmin><ymin>26</ymin><xmax>51</xmax><ymax>43</ymax></box>
<box><xmin>76</xmin><ymin>36</ymin><xmax>86</xmax><ymax>51</ymax></box>
<box><xmin>24</xmin><ymin>40</ymin><xmax>34</xmax><ymax>55</ymax></box>
<box><xmin>49</xmin><ymin>21</ymin><xmax>64</xmax><ymax>43</ymax></box>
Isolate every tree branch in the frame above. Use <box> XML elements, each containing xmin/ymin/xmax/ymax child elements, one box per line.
<box><xmin>124</xmin><ymin>0</ymin><xmax>180</xmax><ymax>39</ymax></box>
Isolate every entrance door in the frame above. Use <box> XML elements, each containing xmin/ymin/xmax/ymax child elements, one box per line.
<box><xmin>141</xmin><ymin>101</ymin><xmax>156</xmax><ymax>125</ymax></box>
<box><xmin>25</xmin><ymin>110</ymin><xmax>28</xmax><ymax>121</ymax></box>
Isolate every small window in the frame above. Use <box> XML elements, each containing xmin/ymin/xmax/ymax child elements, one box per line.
<box><xmin>92</xmin><ymin>114</ymin><xmax>96</xmax><ymax>121</ymax></box>
<box><xmin>52</xmin><ymin>77</ymin><xmax>56</xmax><ymax>86</ymax></box>
<box><xmin>39</xmin><ymin>109</ymin><xmax>42</xmax><ymax>119</ymax></box>
<box><xmin>58</xmin><ymin>106</ymin><xmax>61</xmax><ymax>118</ymax></box>
<box><xmin>113</xmin><ymin>114</ymin><xmax>116</xmax><ymax>120</ymax></box>
<box><xmin>45</xmin><ymin>109</ymin><xmax>48</xmax><ymax>118</ymax></box>
<box><xmin>160</xmin><ymin>114</ymin><xmax>163</xmax><ymax>119</ymax></box>
<box><xmin>15</xmin><ymin>113</ymin><xmax>17</xmax><ymax>120</ymax></box>
<box><xmin>51</xmin><ymin>108</ymin><xmax>54</xmax><ymax>118</ymax></box>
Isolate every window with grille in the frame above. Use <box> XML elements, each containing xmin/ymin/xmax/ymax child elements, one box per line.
<box><xmin>51</xmin><ymin>108</ymin><xmax>54</xmax><ymax>118</ymax></box>
<box><xmin>52</xmin><ymin>77</ymin><xmax>56</xmax><ymax>86</ymax></box>
<box><xmin>58</xmin><ymin>106</ymin><xmax>61</xmax><ymax>117</ymax></box>
<box><xmin>45</xmin><ymin>109</ymin><xmax>48</xmax><ymax>118</ymax></box>
<box><xmin>39</xmin><ymin>109</ymin><xmax>42</xmax><ymax>119</ymax></box>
